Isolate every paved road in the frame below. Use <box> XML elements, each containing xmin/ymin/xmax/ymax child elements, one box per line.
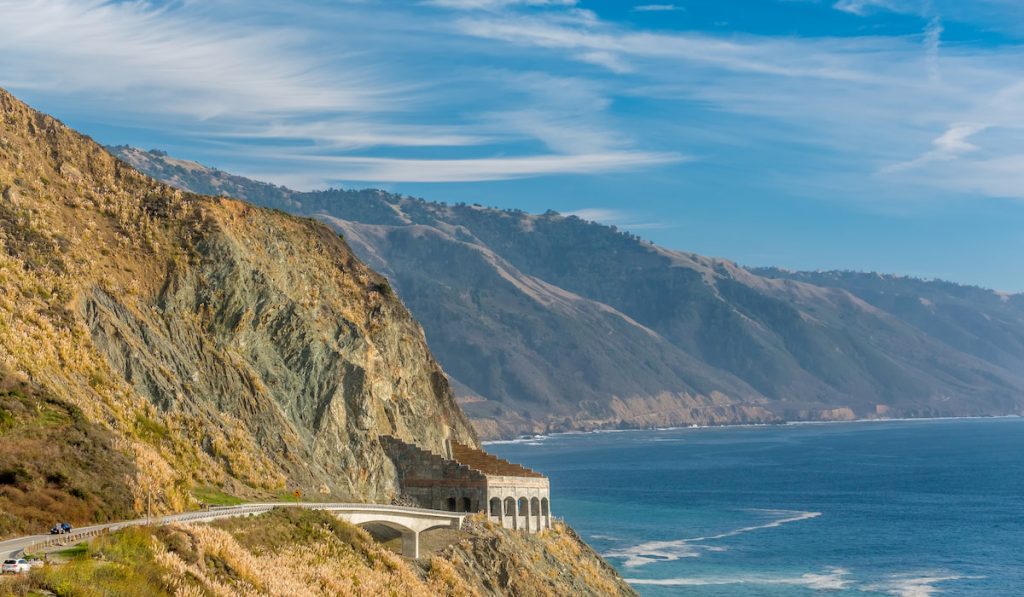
<box><xmin>0</xmin><ymin>502</ymin><xmax>464</xmax><ymax>559</ymax></box>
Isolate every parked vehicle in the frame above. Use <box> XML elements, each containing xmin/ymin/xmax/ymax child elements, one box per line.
<box><xmin>48</xmin><ymin>522</ymin><xmax>73</xmax><ymax>534</ymax></box>
<box><xmin>1</xmin><ymin>559</ymin><xmax>30</xmax><ymax>574</ymax></box>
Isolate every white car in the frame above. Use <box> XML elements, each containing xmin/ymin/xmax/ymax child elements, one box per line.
<box><xmin>1</xmin><ymin>558</ymin><xmax>30</xmax><ymax>574</ymax></box>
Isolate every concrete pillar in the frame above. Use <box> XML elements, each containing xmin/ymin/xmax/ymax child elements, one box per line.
<box><xmin>401</xmin><ymin>530</ymin><xmax>419</xmax><ymax>559</ymax></box>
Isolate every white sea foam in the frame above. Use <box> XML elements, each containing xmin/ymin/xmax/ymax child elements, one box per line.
<box><xmin>605</xmin><ymin>509</ymin><xmax>822</xmax><ymax>567</ymax></box>
<box><xmin>862</xmin><ymin>572</ymin><xmax>985</xmax><ymax>597</ymax></box>
<box><xmin>626</xmin><ymin>569</ymin><xmax>982</xmax><ymax>595</ymax></box>
<box><xmin>481</xmin><ymin>434</ymin><xmax>550</xmax><ymax>446</ymax></box>
<box><xmin>625</xmin><ymin>567</ymin><xmax>852</xmax><ymax>590</ymax></box>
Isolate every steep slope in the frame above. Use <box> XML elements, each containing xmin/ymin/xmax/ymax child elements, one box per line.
<box><xmin>0</xmin><ymin>88</ymin><xmax>476</xmax><ymax>536</ymax></box>
<box><xmin>327</xmin><ymin>217</ymin><xmax>775</xmax><ymax>438</ymax></box>
<box><xmin>111</xmin><ymin>147</ymin><xmax>1024</xmax><ymax>439</ymax></box>
<box><xmin>754</xmin><ymin>269</ymin><xmax>1024</xmax><ymax>372</ymax></box>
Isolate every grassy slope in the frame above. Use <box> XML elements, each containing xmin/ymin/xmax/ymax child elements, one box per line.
<box><xmin>0</xmin><ymin>509</ymin><xmax>635</xmax><ymax>597</ymax></box>
<box><xmin>0</xmin><ymin>370</ymin><xmax>135</xmax><ymax>538</ymax></box>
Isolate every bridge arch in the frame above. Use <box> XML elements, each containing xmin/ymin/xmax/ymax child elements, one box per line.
<box><xmin>335</xmin><ymin>509</ymin><xmax>462</xmax><ymax>560</ymax></box>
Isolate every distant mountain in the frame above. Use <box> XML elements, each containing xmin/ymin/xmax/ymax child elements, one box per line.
<box><xmin>111</xmin><ymin>146</ymin><xmax>1024</xmax><ymax>439</ymax></box>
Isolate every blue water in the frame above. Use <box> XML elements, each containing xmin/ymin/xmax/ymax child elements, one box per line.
<box><xmin>488</xmin><ymin>418</ymin><xmax>1024</xmax><ymax>596</ymax></box>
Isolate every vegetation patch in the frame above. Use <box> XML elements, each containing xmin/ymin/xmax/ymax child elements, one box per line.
<box><xmin>190</xmin><ymin>485</ymin><xmax>244</xmax><ymax>507</ymax></box>
<box><xmin>0</xmin><ymin>373</ymin><xmax>136</xmax><ymax>540</ymax></box>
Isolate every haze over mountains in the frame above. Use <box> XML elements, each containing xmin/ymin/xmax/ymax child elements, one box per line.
<box><xmin>112</xmin><ymin>147</ymin><xmax>1024</xmax><ymax>439</ymax></box>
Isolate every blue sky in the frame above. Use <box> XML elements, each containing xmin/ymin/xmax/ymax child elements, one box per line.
<box><xmin>1</xmin><ymin>0</ymin><xmax>1023</xmax><ymax>291</ymax></box>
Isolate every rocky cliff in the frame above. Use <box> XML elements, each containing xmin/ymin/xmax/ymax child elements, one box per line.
<box><xmin>111</xmin><ymin>146</ymin><xmax>1024</xmax><ymax>439</ymax></box>
<box><xmin>0</xmin><ymin>87</ymin><xmax>476</xmax><ymax>535</ymax></box>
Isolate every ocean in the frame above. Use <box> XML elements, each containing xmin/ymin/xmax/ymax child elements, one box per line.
<box><xmin>487</xmin><ymin>417</ymin><xmax>1024</xmax><ymax>596</ymax></box>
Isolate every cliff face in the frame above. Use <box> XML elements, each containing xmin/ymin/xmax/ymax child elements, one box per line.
<box><xmin>113</xmin><ymin>146</ymin><xmax>1024</xmax><ymax>439</ymax></box>
<box><xmin>0</xmin><ymin>88</ymin><xmax>475</xmax><ymax>531</ymax></box>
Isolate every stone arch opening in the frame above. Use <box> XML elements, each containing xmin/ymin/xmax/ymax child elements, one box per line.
<box><xmin>461</xmin><ymin>497</ymin><xmax>472</xmax><ymax>513</ymax></box>
<box><xmin>518</xmin><ymin>497</ymin><xmax>528</xmax><ymax>516</ymax></box>
<box><xmin>504</xmin><ymin>497</ymin><xmax>516</xmax><ymax>517</ymax></box>
<box><xmin>489</xmin><ymin>497</ymin><xmax>502</xmax><ymax>516</ymax></box>
<box><xmin>446</xmin><ymin>497</ymin><xmax>456</xmax><ymax>512</ymax></box>
<box><xmin>530</xmin><ymin>497</ymin><xmax>540</xmax><ymax>516</ymax></box>
<box><xmin>541</xmin><ymin>497</ymin><xmax>549</xmax><ymax>516</ymax></box>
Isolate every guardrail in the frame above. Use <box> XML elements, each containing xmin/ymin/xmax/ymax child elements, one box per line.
<box><xmin>13</xmin><ymin>502</ymin><xmax>465</xmax><ymax>558</ymax></box>
<box><xmin>21</xmin><ymin>527</ymin><xmax>111</xmax><ymax>557</ymax></box>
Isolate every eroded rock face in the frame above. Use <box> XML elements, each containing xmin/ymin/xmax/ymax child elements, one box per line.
<box><xmin>0</xmin><ymin>87</ymin><xmax>475</xmax><ymax>514</ymax></box>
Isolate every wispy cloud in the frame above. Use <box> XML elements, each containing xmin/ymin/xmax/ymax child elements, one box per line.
<box><xmin>0</xmin><ymin>0</ymin><xmax>1021</xmax><ymax>202</ymax></box>
<box><xmin>632</xmin><ymin>4</ymin><xmax>682</xmax><ymax>12</ymax></box>
<box><xmin>564</xmin><ymin>208</ymin><xmax>675</xmax><ymax>230</ymax></box>
<box><xmin>426</xmin><ymin>0</ymin><xmax>577</xmax><ymax>9</ymax></box>
<box><xmin>257</xmin><ymin>151</ymin><xmax>685</xmax><ymax>184</ymax></box>
<box><xmin>0</xmin><ymin>0</ymin><xmax>390</xmax><ymax>118</ymax></box>
<box><xmin>924</xmin><ymin>15</ymin><xmax>944</xmax><ymax>82</ymax></box>
<box><xmin>451</xmin><ymin>13</ymin><xmax>875</xmax><ymax>80</ymax></box>
<box><xmin>882</xmin><ymin>123</ymin><xmax>988</xmax><ymax>173</ymax></box>
<box><xmin>0</xmin><ymin>0</ymin><xmax>681</xmax><ymax>184</ymax></box>
<box><xmin>832</xmin><ymin>0</ymin><xmax>896</xmax><ymax>16</ymax></box>
<box><xmin>447</xmin><ymin>2</ymin><xmax>1024</xmax><ymax>201</ymax></box>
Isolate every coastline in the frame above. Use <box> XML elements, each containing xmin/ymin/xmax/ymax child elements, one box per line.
<box><xmin>481</xmin><ymin>413</ymin><xmax>1024</xmax><ymax>445</ymax></box>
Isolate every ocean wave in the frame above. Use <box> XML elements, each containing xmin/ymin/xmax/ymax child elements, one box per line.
<box><xmin>481</xmin><ymin>435</ymin><xmax>550</xmax><ymax>445</ymax></box>
<box><xmin>625</xmin><ymin>569</ymin><xmax>983</xmax><ymax>595</ymax></box>
<box><xmin>625</xmin><ymin>567</ymin><xmax>852</xmax><ymax>590</ymax></box>
<box><xmin>605</xmin><ymin>509</ymin><xmax>822</xmax><ymax>567</ymax></box>
<box><xmin>861</xmin><ymin>572</ymin><xmax>985</xmax><ymax>597</ymax></box>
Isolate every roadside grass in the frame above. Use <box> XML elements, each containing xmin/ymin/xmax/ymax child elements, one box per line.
<box><xmin>212</xmin><ymin>507</ymin><xmax>370</xmax><ymax>552</ymax></box>
<box><xmin>1</xmin><ymin>527</ymin><xmax>172</xmax><ymax>597</ymax></box>
<box><xmin>191</xmin><ymin>485</ymin><xmax>244</xmax><ymax>507</ymax></box>
<box><xmin>53</xmin><ymin>542</ymin><xmax>88</xmax><ymax>559</ymax></box>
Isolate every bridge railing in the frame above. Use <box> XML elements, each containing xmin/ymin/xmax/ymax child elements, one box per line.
<box><xmin>14</xmin><ymin>502</ymin><xmax>465</xmax><ymax>557</ymax></box>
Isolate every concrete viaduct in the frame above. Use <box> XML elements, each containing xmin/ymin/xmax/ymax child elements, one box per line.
<box><xmin>0</xmin><ymin>502</ymin><xmax>464</xmax><ymax>560</ymax></box>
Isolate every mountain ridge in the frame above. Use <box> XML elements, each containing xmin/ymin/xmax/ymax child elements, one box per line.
<box><xmin>110</xmin><ymin>146</ymin><xmax>1024</xmax><ymax>439</ymax></box>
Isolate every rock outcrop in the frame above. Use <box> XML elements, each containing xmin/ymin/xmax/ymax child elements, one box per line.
<box><xmin>0</xmin><ymin>87</ymin><xmax>476</xmax><ymax>526</ymax></box>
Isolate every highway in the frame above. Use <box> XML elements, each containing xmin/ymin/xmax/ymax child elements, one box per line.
<box><xmin>0</xmin><ymin>502</ymin><xmax>465</xmax><ymax>559</ymax></box>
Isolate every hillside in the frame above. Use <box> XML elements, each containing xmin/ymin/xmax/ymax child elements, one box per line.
<box><xmin>0</xmin><ymin>88</ymin><xmax>480</xmax><ymax>538</ymax></box>
<box><xmin>111</xmin><ymin>148</ymin><xmax>1024</xmax><ymax>439</ymax></box>
<box><xmin>2</xmin><ymin>509</ymin><xmax>635</xmax><ymax>597</ymax></box>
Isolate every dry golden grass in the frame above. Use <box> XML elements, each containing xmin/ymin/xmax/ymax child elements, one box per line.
<box><xmin>0</xmin><ymin>509</ymin><xmax>633</xmax><ymax>597</ymax></box>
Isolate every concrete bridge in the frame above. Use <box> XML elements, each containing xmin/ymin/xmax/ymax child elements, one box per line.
<box><xmin>0</xmin><ymin>502</ymin><xmax>464</xmax><ymax>560</ymax></box>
